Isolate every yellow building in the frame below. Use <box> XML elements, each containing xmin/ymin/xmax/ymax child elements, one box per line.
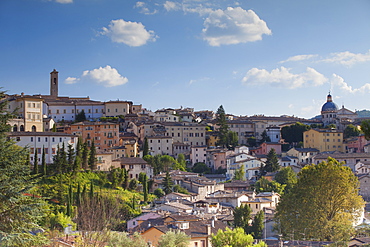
<box><xmin>104</xmin><ymin>100</ymin><xmax>132</xmax><ymax>117</ymax></box>
<box><xmin>6</xmin><ymin>94</ymin><xmax>44</xmax><ymax>132</ymax></box>
<box><xmin>303</xmin><ymin>129</ymin><xmax>344</xmax><ymax>152</ymax></box>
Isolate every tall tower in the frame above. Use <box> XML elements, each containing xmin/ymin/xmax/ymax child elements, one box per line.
<box><xmin>50</xmin><ymin>69</ymin><xmax>59</xmax><ymax>97</ymax></box>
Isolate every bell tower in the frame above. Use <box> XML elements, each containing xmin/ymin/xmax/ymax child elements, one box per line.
<box><xmin>50</xmin><ymin>69</ymin><xmax>59</xmax><ymax>97</ymax></box>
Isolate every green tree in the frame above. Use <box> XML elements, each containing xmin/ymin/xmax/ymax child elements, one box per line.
<box><xmin>67</xmin><ymin>144</ymin><xmax>75</xmax><ymax>173</ymax></box>
<box><xmin>88</xmin><ymin>140</ymin><xmax>97</xmax><ymax>170</ymax></box>
<box><xmin>81</xmin><ymin>141</ymin><xmax>89</xmax><ymax>170</ymax></box>
<box><xmin>211</xmin><ymin>227</ymin><xmax>267</xmax><ymax>247</ymax></box>
<box><xmin>254</xmin><ymin>177</ymin><xmax>285</xmax><ymax>195</ymax></box>
<box><xmin>274</xmin><ymin>167</ymin><xmax>297</xmax><ymax>193</ymax></box>
<box><xmin>129</xmin><ymin>179</ymin><xmax>138</xmax><ymax>191</ymax></box>
<box><xmin>192</xmin><ymin>162</ymin><xmax>211</xmax><ymax>174</ymax></box>
<box><xmin>281</xmin><ymin>122</ymin><xmax>310</xmax><ymax>145</ymax></box>
<box><xmin>160</xmin><ymin>155</ymin><xmax>176</xmax><ymax>172</ymax></box>
<box><xmin>233</xmin><ymin>204</ymin><xmax>252</xmax><ymax>232</ymax></box>
<box><xmin>247</xmin><ymin>137</ymin><xmax>257</xmax><ymax>147</ymax></box>
<box><xmin>158</xmin><ymin>230</ymin><xmax>190</xmax><ymax>247</ymax></box>
<box><xmin>227</xmin><ymin>130</ymin><xmax>239</xmax><ymax>149</ymax></box>
<box><xmin>162</xmin><ymin>171</ymin><xmax>173</xmax><ymax>194</ymax></box>
<box><xmin>251</xmin><ymin>210</ymin><xmax>264</xmax><ymax>239</ymax></box>
<box><xmin>33</xmin><ymin>148</ymin><xmax>39</xmax><ymax>175</ymax></box>
<box><xmin>260</xmin><ymin>130</ymin><xmax>271</xmax><ymax>143</ymax></box>
<box><xmin>0</xmin><ymin>90</ymin><xmax>48</xmax><ymax>246</ymax></box>
<box><xmin>344</xmin><ymin>124</ymin><xmax>361</xmax><ymax>139</ymax></box>
<box><xmin>361</xmin><ymin>120</ymin><xmax>370</xmax><ymax>140</ymax></box>
<box><xmin>275</xmin><ymin>157</ymin><xmax>364</xmax><ymax>241</ymax></box>
<box><xmin>154</xmin><ymin>188</ymin><xmax>165</xmax><ymax>198</ymax></box>
<box><xmin>216</xmin><ymin>105</ymin><xmax>229</xmax><ymax>148</ymax></box>
<box><xmin>41</xmin><ymin>146</ymin><xmax>47</xmax><ymax>176</ymax></box>
<box><xmin>143</xmin><ymin>137</ymin><xmax>149</xmax><ymax>156</ymax></box>
<box><xmin>234</xmin><ymin>165</ymin><xmax>246</xmax><ymax>181</ymax></box>
<box><xmin>75</xmin><ymin>109</ymin><xmax>87</xmax><ymax>122</ymax></box>
<box><xmin>73</xmin><ymin>137</ymin><xmax>82</xmax><ymax>173</ymax></box>
<box><xmin>173</xmin><ymin>184</ymin><xmax>189</xmax><ymax>194</ymax></box>
<box><xmin>176</xmin><ymin>153</ymin><xmax>187</xmax><ymax>171</ymax></box>
<box><xmin>260</xmin><ymin>148</ymin><xmax>280</xmax><ymax>176</ymax></box>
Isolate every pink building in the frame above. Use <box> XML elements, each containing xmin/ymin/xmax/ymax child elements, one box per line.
<box><xmin>251</xmin><ymin>142</ymin><xmax>282</xmax><ymax>155</ymax></box>
<box><xmin>346</xmin><ymin>135</ymin><xmax>370</xmax><ymax>153</ymax></box>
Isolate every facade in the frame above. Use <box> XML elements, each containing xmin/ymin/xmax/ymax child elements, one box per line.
<box><xmin>147</xmin><ymin>136</ymin><xmax>173</xmax><ymax>156</ymax></box>
<box><xmin>227</xmin><ymin>120</ymin><xmax>255</xmax><ymax>145</ymax></box>
<box><xmin>286</xmin><ymin>147</ymin><xmax>319</xmax><ymax>165</ymax></box>
<box><xmin>96</xmin><ymin>151</ymin><xmax>118</xmax><ymax>171</ymax></box>
<box><xmin>163</xmin><ymin>122</ymin><xmax>207</xmax><ymax>146</ymax></box>
<box><xmin>303</xmin><ymin>128</ymin><xmax>344</xmax><ymax>152</ymax></box>
<box><xmin>6</xmin><ymin>94</ymin><xmax>44</xmax><ymax>132</ymax></box>
<box><xmin>190</xmin><ymin>145</ymin><xmax>207</xmax><ymax>165</ymax></box>
<box><xmin>206</xmin><ymin>148</ymin><xmax>232</xmax><ymax>171</ymax></box>
<box><xmin>104</xmin><ymin>100</ymin><xmax>132</xmax><ymax>117</ymax></box>
<box><xmin>8</xmin><ymin>131</ymin><xmax>78</xmax><ymax>165</ymax></box>
<box><xmin>312</xmin><ymin>152</ymin><xmax>370</xmax><ymax>171</ymax></box>
<box><xmin>114</xmin><ymin>157</ymin><xmax>153</xmax><ymax>179</ymax></box>
<box><xmin>346</xmin><ymin>135</ymin><xmax>370</xmax><ymax>153</ymax></box>
<box><xmin>65</xmin><ymin>121</ymin><xmax>119</xmax><ymax>151</ymax></box>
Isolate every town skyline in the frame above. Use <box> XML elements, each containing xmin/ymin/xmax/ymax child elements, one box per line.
<box><xmin>1</xmin><ymin>0</ymin><xmax>370</xmax><ymax>119</ymax></box>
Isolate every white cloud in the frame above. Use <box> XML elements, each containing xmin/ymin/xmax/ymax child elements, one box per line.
<box><xmin>202</xmin><ymin>7</ymin><xmax>271</xmax><ymax>46</ymax></box>
<box><xmin>164</xmin><ymin>1</ymin><xmax>180</xmax><ymax>11</ymax></box>
<box><xmin>242</xmin><ymin>66</ymin><xmax>327</xmax><ymax>89</ymax></box>
<box><xmin>331</xmin><ymin>74</ymin><xmax>370</xmax><ymax>94</ymax></box>
<box><xmin>82</xmin><ymin>66</ymin><xmax>128</xmax><ymax>87</ymax></box>
<box><xmin>279</xmin><ymin>54</ymin><xmax>318</xmax><ymax>63</ymax></box>
<box><xmin>64</xmin><ymin>77</ymin><xmax>79</xmax><ymax>84</ymax></box>
<box><xmin>101</xmin><ymin>19</ymin><xmax>157</xmax><ymax>47</ymax></box>
<box><xmin>54</xmin><ymin>0</ymin><xmax>73</xmax><ymax>3</ymax></box>
<box><xmin>321</xmin><ymin>50</ymin><xmax>370</xmax><ymax>66</ymax></box>
<box><xmin>188</xmin><ymin>77</ymin><xmax>210</xmax><ymax>85</ymax></box>
<box><xmin>135</xmin><ymin>1</ymin><xmax>158</xmax><ymax>15</ymax></box>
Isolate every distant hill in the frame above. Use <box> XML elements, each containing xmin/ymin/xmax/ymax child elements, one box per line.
<box><xmin>356</xmin><ymin>110</ymin><xmax>370</xmax><ymax>118</ymax></box>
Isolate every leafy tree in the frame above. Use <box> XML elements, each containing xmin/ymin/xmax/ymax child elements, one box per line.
<box><xmin>122</xmin><ymin>167</ymin><xmax>129</xmax><ymax>190</ymax></box>
<box><xmin>162</xmin><ymin>171</ymin><xmax>173</xmax><ymax>194</ymax></box>
<box><xmin>361</xmin><ymin>120</ymin><xmax>370</xmax><ymax>140</ymax></box>
<box><xmin>254</xmin><ymin>177</ymin><xmax>285</xmax><ymax>195</ymax></box>
<box><xmin>251</xmin><ymin>210</ymin><xmax>264</xmax><ymax>239</ymax></box>
<box><xmin>105</xmin><ymin>231</ymin><xmax>148</xmax><ymax>247</ymax></box>
<box><xmin>192</xmin><ymin>162</ymin><xmax>211</xmax><ymax>174</ymax></box>
<box><xmin>216</xmin><ymin>105</ymin><xmax>229</xmax><ymax>147</ymax></box>
<box><xmin>281</xmin><ymin>122</ymin><xmax>310</xmax><ymax>145</ymax></box>
<box><xmin>88</xmin><ymin>140</ymin><xmax>97</xmax><ymax>170</ymax></box>
<box><xmin>227</xmin><ymin>130</ymin><xmax>239</xmax><ymax>149</ymax></box>
<box><xmin>33</xmin><ymin>148</ymin><xmax>39</xmax><ymax>174</ymax></box>
<box><xmin>233</xmin><ymin>204</ymin><xmax>252</xmax><ymax>232</ymax></box>
<box><xmin>173</xmin><ymin>184</ymin><xmax>189</xmax><ymax>194</ymax></box>
<box><xmin>143</xmin><ymin>137</ymin><xmax>149</xmax><ymax>156</ymax></box>
<box><xmin>58</xmin><ymin>143</ymin><xmax>68</xmax><ymax>173</ymax></box>
<box><xmin>158</xmin><ymin>230</ymin><xmax>190</xmax><ymax>247</ymax></box>
<box><xmin>260</xmin><ymin>130</ymin><xmax>271</xmax><ymax>143</ymax></box>
<box><xmin>154</xmin><ymin>188</ymin><xmax>165</xmax><ymax>198</ymax></box>
<box><xmin>160</xmin><ymin>155</ymin><xmax>176</xmax><ymax>172</ymax></box>
<box><xmin>274</xmin><ymin>167</ymin><xmax>297</xmax><ymax>193</ymax></box>
<box><xmin>247</xmin><ymin>137</ymin><xmax>257</xmax><ymax>147</ymax></box>
<box><xmin>176</xmin><ymin>153</ymin><xmax>187</xmax><ymax>171</ymax></box>
<box><xmin>260</xmin><ymin>148</ymin><xmax>280</xmax><ymax>176</ymax></box>
<box><xmin>275</xmin><ymin>157</ymin><xmax>364</xmax><ymax>241</ymax></box>
<box><xmin>211</xmin><ymin>227</ymin><xmax>267</xmax><ymax>247</ymax></box>
<box><xmin>129</xmin><ymin>179</ymin><xmax>138</xmax><ymax>191</ymax></box>
<box><xmin>75</xmin><ymin>109</ymin><xmax>87</xmax><ymax>122</ymax></box>
<box><xmin>234</xmin><ymin>165</ymin><xmax>246</xmax><ymax>181</ymax></box>
<box><xmin>344</xmin><ymin>124</ymin><xmax>361</xmax><ymax>139</ymax></box>
<box><xmin>0</xmin><ymin>90</ymin><xmax>48</xmax><ymax>246</ymax></box>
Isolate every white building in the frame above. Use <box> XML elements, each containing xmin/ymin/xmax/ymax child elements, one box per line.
<box><xmin>190</xmin><ymin>145</ymin><xmax>207</xmax><ymax>165</ymax></box>
<box><xmin>147</xmin><ymin>136</ymin><xmax>173</xmax><ymax>156</ymax></box>
<box><xmin>8</xmin><ymin>131</ymin><xmax>78</xmax><ymax>165</ymax></box>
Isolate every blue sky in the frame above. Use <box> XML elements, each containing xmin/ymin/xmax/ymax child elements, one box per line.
<box><xmin>1</xmin><ymin>0</ymin><xmax>370</xmax><ymax>119</ymax></box>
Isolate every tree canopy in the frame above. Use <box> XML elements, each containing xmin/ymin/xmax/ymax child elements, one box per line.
<box><xmin>344</xmin><ymin>124</ymin><xmax>361</xmax><ymax>139</ymax></box>
<box><xmin>157</xmin><ymin>230</ymin><xmax>190</xmax><ymax>247</ymax></box>
<box><xmin>211</xmin><ymin>227</ymin><xmax>267</xmax><ymax>247</ymax></box>
<box><xmin>361</xmin><ymin>120</ymin><xmax>370</xmax><ymax>140</ymax></box>
<box><xmin>281</xmin><ymin>122</ymin><xmax>310</xmax><ymax>145</ymax></box>
<box><xmin>275</xmin><ymin>157</ymin><xmax>364</xmax><ymax>241</ymax></box>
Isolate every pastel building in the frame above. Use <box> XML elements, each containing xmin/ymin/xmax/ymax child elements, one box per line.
<box><xmin>304</xmin><ymin>128</ymin><xmax>344</xmax><ymax>153</ymax></box>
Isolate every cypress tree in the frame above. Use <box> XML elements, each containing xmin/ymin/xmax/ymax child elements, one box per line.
<box><xmin>143</xmin><ymin>174</ymin><xmax>148</xmax><ymax>203</ymax></box>
<box><xmin>88</xmin><ymin>140</ymin><xmax>97</xmax><ymax>171</ymax></box>
<box><xmin>81</xmin><ymin>141</ymin><xmax>89</xmax><ymax>170</ymax></box>
<box><xmin>66</xmin><ymin>184</ymin><xmax>73</xmax><ymax>217</ymax></box>
<box><xmin>33</xmin><ymin>148</ymin><xmax>38</xmax><ymax>174</ymax></box>
<box><xmin>143</xmin><ymin>137</ymin><xmax>149</xmax><ymax>156</ymax></box>
<box><xmin>67</xmin><ymin>144</ymin><xmax>75</xmax><ymax>173</ymax></box>
<box><xmin>41</xmin><ymin>146</ymin><xmax>47</xmax><ymax>176</ymax></box>
<box><xmin>89</xmin><ymin>182</ymin><xmax>94</xmax><ymax>199</ymax></box>
<box><xmin>76</xmin><ymin>183</ymin><xmax>81</xmax><ymax>206</ymax></box>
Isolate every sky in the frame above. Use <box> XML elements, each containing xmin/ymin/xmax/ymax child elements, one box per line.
<box><xmin>1</xmin><ymin>0</ymin><xmax>370</xmax><ymax>119</ymax></box>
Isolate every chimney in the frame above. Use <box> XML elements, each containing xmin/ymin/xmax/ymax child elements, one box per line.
<box><xmin>206</xmin><ymin>224</ymin><xmax>212</xmax><ymax>236</ymax></box>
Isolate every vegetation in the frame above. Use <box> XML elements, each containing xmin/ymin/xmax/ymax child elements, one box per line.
<box><xmin>343</xmin><ymin>124</ymin><xmax>361</xmax><ymax>139</ymax></box>
<box><xmin>259</xmin><ymin>148</ymin><xmax>280</xmax><ymax>176</ymax></box>
<box><xmin>215</xmin><ymin>105</ymin><xmax>239</xmax><ymax>149</ymax></box>
<box><xmin>254</xmin><ymin>177</ymin><xmax>285</xmax><ymax>195</ymax></box>
<box><xmin>361</xmin><ymin>120</ymin><xmax>370</xmax><ymax>140</ymax></box>
<box><xmin>211</xmin><ymin>227</ymin><xmax>267</xmax><ymax>247</ymax></box>
<box><xmin>281</xmin><ymin>122</ymin><xmax>310</xmax><ymax>146</ymax></box>
<box><xmin>275</xmin><ymin>157</ymin><xmax>364</xmax><ymax>241</ymax></box>
<box><xmin>192</xmin><ymin>162</ymin><xmax>211</xmax><ymax>174</ymax></box>
<box><xmin>274</xmin><ymin>166</ymin><xmax>297</xmax><ymax>193</ymax></box>
<box><xmin>234</xmin><ymin>164</ymin><xmax>246</xmax><ymax>181</ymax></box>
<box><xmin>162</xmin><ymin>171</ymin><xmax>173</xmax><ymax>195</ymax></box>
<box><xmin>0</xmin><ymin>90</ymin><xmax>48</xmax><ymax>246</ymax></box>
<box><xmin>75</xmin><ymin>109</ymin><xmax>87</xmax><ymax>122</ymax></box>
<box><xmin>157</xmin><ymin>230</ymin><xmax>190</xmax><ymax>247</ymax></box>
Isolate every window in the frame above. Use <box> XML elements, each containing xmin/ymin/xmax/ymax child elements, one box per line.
<box><xmin>31</xmin><ymin>137</ymin><xmax>33</xmax><ymax>142</ymax></box>
<box><xmin>63</xmin><ymin>109</ymin><xmax>66</xmax><ymax>114</ymax></box>
<box><xmin>38</xmin><ymin>137</ymin><xmax>41</xmax><ymax>142</ymax></box>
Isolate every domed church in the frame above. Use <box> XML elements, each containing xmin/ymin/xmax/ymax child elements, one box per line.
<box><xmin>320</xmin><ymin>93</ymin><xmax>357</xmax><ymax>130</ymax></box>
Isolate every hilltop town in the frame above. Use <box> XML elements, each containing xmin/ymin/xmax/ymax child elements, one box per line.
<box><xmin>2</xmin><ymin>70</ymin><xmax>370</xmax><ymax>247</ymax></box>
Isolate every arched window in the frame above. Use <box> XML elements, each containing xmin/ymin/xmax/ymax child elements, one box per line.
<box><xmin>20</xmin><ymin>125</ymin><xmax>24</xmax><ymax>131</ymax></box>
<box><xmin>13</xmin><ymin>125</ymin><xmax>18</xmax><ymax>132</ymax></box>
<box><xmin>32</xmin><ymin>125</ymin><xmax>36</xmax><ymax>132</ymax></box>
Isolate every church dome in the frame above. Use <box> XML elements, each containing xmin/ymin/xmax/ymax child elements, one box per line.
<box><xmin>321</xmin><ymin>93</ymin><xmax>338</xmax><ymax>112</ymax></box>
